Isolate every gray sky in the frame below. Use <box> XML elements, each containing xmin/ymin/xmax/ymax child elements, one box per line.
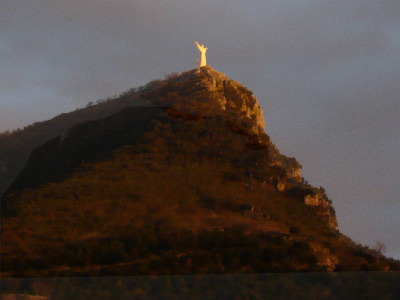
<box><xmin>1</xmin><ymin>0</ymin><xmax>399</xmax><ymax>259</ymax></box>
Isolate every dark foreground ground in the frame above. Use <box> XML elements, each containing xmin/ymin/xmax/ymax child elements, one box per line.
<box><xmin>1</xmin><ymin>271</ymin><xmax>400</xmax><ymax>299</ymax></box>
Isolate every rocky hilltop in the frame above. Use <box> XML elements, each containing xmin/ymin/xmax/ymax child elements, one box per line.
<box><xmin>1</xmin><ymin>66</ymin><xmax>398</xmax><ymax>278</ymax></box>
<box><xmin>144</xmin><ymin>66</ymin><xmax>266</xmax><ymax>134</ymax></box>
<box><xmin>142</xmin><ymin>66</ymin><xmax>336</xmax><ymax>228</ymax></box>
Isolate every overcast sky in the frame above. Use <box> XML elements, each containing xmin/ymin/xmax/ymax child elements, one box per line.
<box><xmin>1</xmin><ymin>0</ymin><xmax>399</xmax><ymax>259</ymax></box>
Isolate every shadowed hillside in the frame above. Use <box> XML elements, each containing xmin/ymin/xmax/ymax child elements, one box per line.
<box><xmin>0</xmin><ymin>90</ymin><xmax>153</xmax><ymax>199</ymax></box>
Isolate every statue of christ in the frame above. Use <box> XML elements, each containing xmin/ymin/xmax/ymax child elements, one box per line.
<box><xmin>195</xmin><ymin>42</ymin><xmax>208</xmax><ymax>67</ymax></box>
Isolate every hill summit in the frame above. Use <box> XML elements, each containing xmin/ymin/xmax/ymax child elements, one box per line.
<box><xmin>143</xmin><ymin>66</ymin><xmax>266</xmax><ymax>134</ymax></box>
<box><xmin>1</xmin><ymin>66</ymin><xmax>398</xmax><ymax>277</ymax></box>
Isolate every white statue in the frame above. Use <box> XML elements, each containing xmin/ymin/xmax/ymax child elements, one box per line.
<box><xmin>195</xmin><ymin>42</ymin><xmax>208</xmax><ymax>67</ymax></box>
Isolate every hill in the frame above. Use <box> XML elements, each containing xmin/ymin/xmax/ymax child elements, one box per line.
<box><xmin>1</xmin><ymin>66</ymin><xmax>399</xmax><ymax>279</ymax></box>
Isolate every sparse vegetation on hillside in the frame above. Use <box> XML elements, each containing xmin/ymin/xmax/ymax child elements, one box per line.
<box><xmin>1</xmin><ymin>67</ymin><xmax>399</xmax><ymax>280</ymax></box>
<box><xmin>2</xmin><ymin>106</ymin><xmax>397</xmax><ymax>277</ymax></box>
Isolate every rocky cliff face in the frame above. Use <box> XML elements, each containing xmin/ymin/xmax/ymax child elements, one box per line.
<box><xmin>143</xmin><ymin>66</ymin><xmax>336</xmax><ymax>230</ymax></box>
<box><xmin>143</xmin><ymin>66</ymin><xmax>266</xmax><ymax>135</ymax></box>
<box><xmin>143</xmin><ymin>67</ymin><xmax>302</xmax><ymax>179</ymax></box>
<box><xmin>304</xmin><ymin>192</ymin><xmax>338</xmax><ymax>230</ymax></box>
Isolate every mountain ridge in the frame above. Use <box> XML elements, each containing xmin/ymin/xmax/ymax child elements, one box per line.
<box><xmin>1</xmin><ymin>66</ymin><xmax>398</xmax><ymax>277</ymax></box>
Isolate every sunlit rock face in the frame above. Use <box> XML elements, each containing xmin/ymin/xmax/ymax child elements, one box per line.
<box><xmin>275</xmin><ymin>178</ymin><xmax>287</xmax><ymax>192</ymax></box>
<box><xmin>309</xmin><ymin>241</ymin><xmax>339</xmax><ymax>272</ymax></box>
<box><xmin>143</xmin><ymin>66</ymin><xmax>266</xmax><ymax>135</ymax></box>
<box><xmin>305</xmin><ymin>193</ymin><xmax>326</xmax><ymax>206</ymax></box>
<box><xmin>287</xmin><ymin>166</ymin><xmax>301</xmax><ymax>181</ymax></box>
<box><xmin>305</xmin><ymin>193</ymin><xmax>338</xmax><ymax>230</ymax></box>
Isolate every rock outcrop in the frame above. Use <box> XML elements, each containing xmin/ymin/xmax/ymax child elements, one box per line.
<box><xmin>143</xmin><ymin>66</ymin><xmax>266</xmax><ymax>135</ymax></box>
<box><xmin>304</xmin><ymin>192</ymin><xmax>338</xmax><ymax>230</ymax></box>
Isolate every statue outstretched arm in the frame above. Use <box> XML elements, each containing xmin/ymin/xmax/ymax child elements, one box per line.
<box><xmin>195</xmin><ymin>42</ymin><xmax>202</xmax><ymax>51</ymax></box>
